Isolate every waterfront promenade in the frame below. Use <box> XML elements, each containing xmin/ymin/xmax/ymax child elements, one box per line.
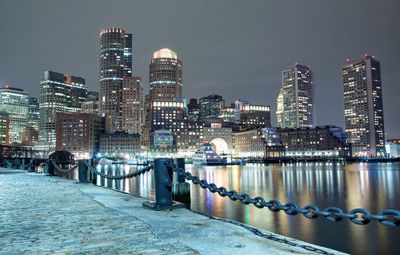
<box><xmin>0</xmin><ymin>170</ymin><xmax>345</xmax><ymax>255</ymax></box>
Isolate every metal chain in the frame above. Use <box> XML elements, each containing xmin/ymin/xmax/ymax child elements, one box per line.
<box><xmin>84</xmin><ymin>161</ymin><xmax>153</xmax><ymax>180</ymax></box>
<box><xmin>193</xmin><ymin>211</ymin><xmax>336</xmax><ymax>255</ymax></box>
<box><xmin>165</xmin><ymin>162</ymin><xmax>400</xmax><ymax>227</ymax></box>
<box><xmin>50</xmin><ymin>160</ymin><xmax>78</xmax><ymax>173</ymax></box>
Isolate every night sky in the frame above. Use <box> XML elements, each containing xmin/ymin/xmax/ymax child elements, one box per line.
<box><xmin>1</xmin><ymin>0</ymin><xmax>399</xmax><ymax>137</ymax></box>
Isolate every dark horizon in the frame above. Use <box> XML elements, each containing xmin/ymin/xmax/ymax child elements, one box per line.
<box><xmin>0</xmin><ymin>0</ymin><xmax>399</xmax><ymax>137</ymax></box>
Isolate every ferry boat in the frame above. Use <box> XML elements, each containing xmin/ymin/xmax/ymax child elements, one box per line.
<box><xmin>192</xmin><ymin>143</ymin><xmax>226</xmax><ymax>165</ymax></box>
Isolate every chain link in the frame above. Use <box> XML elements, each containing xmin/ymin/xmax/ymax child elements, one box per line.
<box><xmin>84</xmin><ymin>161</ymin><xmax>153</xmax><ymax>180</ymax></box>
<box><xmin>165</xmin><ymin>162</ymin><xmax>400</xmax><ymax>227</ymax></box>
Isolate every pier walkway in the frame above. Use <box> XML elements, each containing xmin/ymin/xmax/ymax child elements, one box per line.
<box><xmin>0</xmin><ymin>170</ymin><xmax>345</xmax><ymax>255</ymax></box>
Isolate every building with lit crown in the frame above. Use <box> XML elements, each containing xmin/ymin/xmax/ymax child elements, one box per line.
<box><xmin>0</xmin><ymin>86</ymin><xmax>29</xmax><ymax>144</ymax></box>
<box><xmin>38</xmin><ymin>71</ymin><xmax>87</xmax><ymax>151</ymax></box>
<box><xmin>281</xmin><ymin>64</ymin><xmax>315</xmax><ymax>128</ymax></box>
<box><xmin>149</xmin><ymin>48</ymin><xmax>182</xmax><ymax>101</ymax></box>
<box><xmin>343</xmin><ymin>55</ymin><xmax>385</xmax><ymax>157</ymax></box>
<box><xmin>99</xmin><ymin>28</ymin><xmax>133</xmax><ymax>131</ymax></box>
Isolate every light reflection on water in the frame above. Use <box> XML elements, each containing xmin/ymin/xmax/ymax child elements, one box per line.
<box><xmin>97</xmin><ymin>162</ymin><xmax>400</xmax><ymax>254</ymax></box>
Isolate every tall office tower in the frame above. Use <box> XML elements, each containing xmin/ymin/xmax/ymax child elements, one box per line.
<box><xmin>343</xmin><ymin>55</ymin><xmax>385</xmax><ymax>157</ymax></box>
<box><xmin>38</xmin><ymin>71</ymin><xmax>87</xmax><ymax>151</ymax></box>
<box><xmin>187</xmin><ymin>98</ymin><xmax>200</xmax><ymax>122</ymax></box>
<box><xmin>99</xmin><ymin>28</ymin><xmax>133</xmax><ymax>131</ymax></box>
<box><xmin>281</xmin><ymin>64</ymin><xmax>314</xmax><ymax>128</ymax></box>
<box><xmin>0</xmin><ymin>86</ymin><xmax>29</xmax><ymax>143</ymax></box>
<box><xmin>28</xmin><ymin>97</ymin><xmax>40</xmax><ymax>131</ymax></box>
<box><xmin>149</xmin><ymin>48</ymin><xmax>182</xmax><ymax>101</ymax></box>
<box><xmin>198</xmin><ymin>94</ymin><xmax>225</xmax><ymax>122</ymax></box>
<box><xmin>122</xmin><ymin>77</ymin><xmax>143</xmax><ymax>134</ymax></box>
<box><xmin>276</xmin><ymin>88</ymin><xmax>284</xmax><ymax>128</ymax></box>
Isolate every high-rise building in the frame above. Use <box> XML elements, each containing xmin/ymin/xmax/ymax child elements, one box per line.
<box><xmin>234</xmin><ymin>100</ymin><xmax>271</xmax><ymax>129</ymax></box>
<box><xmin>82</xmin><ymin>92</ymin><xmax>100</xmax><ymax>116</ymax></box>
<box><xmin>149</xmin><ymin>48</ymin><xmax>182</xmax><ymax>101</ymax></box>
<box><xmin>122</xmin><ymin>77</ymin><xmax>143</xmax><ymax>134</ymax></box>
<box><xmin>28</xmin><ymin>97</ymin><xmax>40</xmax><ymax>131</ymax></box>
<box><xmin>219</xmin><ymin>103</ymin><xmax>236</xmax><ymax>124</ymax></box>
<box><xmin>281</xmin><ymin>64</ymin><xmax>314</xmax><ymax>128</ymax></box>
<box><xmin>99</xmin><ymin>28</ymin><xmax>133</xmax><ymax>131</ymax></box>
<box><xmin>187</xmin><ymin>98</ymin><xmax>200</xmax><ymax>122</ymax></box>
<box><xmin>276</xmin><ymin>88</ymin><xmax>284</xmax><ymax>128</ymax></box>
<box><xmin>0</xmin><ymin>86</ymin><xmax>29</xmax><ymax>144</ymax></box>
<box><xmin>38</xmin><ymin>71</ymin><xmax>87</xmax><ymax>151</ymax></box>
<box><xmin>198</xmin><ymin>94</ymin><xmax>225</xmax><ymax>122</ymax></box>
<box><xmin>343</xmin><ymin>55</ymin><xmax>385</xmax><ymax>157</ymax></box>
<box><xmin>0</xmin><ymin>111</ymin><xmax>10</xmax><ymax>145</ymax></box>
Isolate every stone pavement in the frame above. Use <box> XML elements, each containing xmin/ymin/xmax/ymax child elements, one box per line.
<box><xmin>0</xmin><ymin>171</ymin><xmax>346</xmax><ymax>255</ymax></box>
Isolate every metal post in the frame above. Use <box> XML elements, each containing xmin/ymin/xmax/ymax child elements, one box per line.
<box><xmin>143</xmin><ymin>158</ymin><xmax>185</xmax><ymax>210</ymax></box>
<box><xmin>172</xmin><ymin>158</ymin><xmax>191</xmax><ymax>208</ymax></box>
<box><xmin>78</xmin><ymin>160</ymin><xmax>89</xmax><ymax>183</ymax></box>
<box><xmin>47</xmin><ymin>160</ymin><xmax>54</xmax><ymax>176</ymax></box>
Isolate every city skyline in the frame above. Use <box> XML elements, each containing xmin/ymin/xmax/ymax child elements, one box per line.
<box><xmin>1</xmin><ymin>1</ymin><xmax>399</xmax><ymax>137</ymax></box>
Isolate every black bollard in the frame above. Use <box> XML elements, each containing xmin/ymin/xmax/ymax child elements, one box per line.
<box><xmin>172</xmin><ymin>158</ymin><xmax>191</xmax><ymax>208</ymax></box>
<box><xmin>78</xmin><ymin>160</ymin><xmax>89</xmax><ymax>183</ymax></box>
<box><xmin>143</xmin><ymin>158</ymin><xmax>185</xmax><ymax>210</ymax></box>
<box><xmin>47</xmin><ymin>160</ymin><xmax>54</xmax><ymax>176</ymax></box>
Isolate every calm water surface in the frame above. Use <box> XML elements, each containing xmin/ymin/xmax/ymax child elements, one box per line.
<box><xmin>97</xmin><ymin>162</ymin><xmax>400</xmax><ymax>254</ymax></box>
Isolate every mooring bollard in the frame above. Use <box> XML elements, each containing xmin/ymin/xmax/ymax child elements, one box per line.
<box><xmin>143</xmin><ymin>158</ymin><xmax>185</xmax><ymax>210</ymax></box>
<box><xmin>47</xmin><ymin>160</ymin><xmax>54</xmax><ymax>176</ymax></box>
<box><xmin>78</xmin><ymin>160</ymin><xmax>89</xmax><ymax>183</ymax></box>
<box><xmin>172</xmin><ymin>158</ymin><xmax>191</xmax><ymax>208</ymax></box>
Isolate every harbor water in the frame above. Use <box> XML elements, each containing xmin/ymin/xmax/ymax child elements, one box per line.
<box><xmin>97</xmin><ymin>162</ymin><xmax>400</xmax><ymax>254</ymax></box>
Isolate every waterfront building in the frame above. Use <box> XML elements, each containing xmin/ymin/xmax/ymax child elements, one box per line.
<box><xmin>276</xmin><ymin>88</ymin><xmax>284</xmax><ymax>128</ymax></box>
<box><xmin>281</xmin><ymin>64</ymin><xmax>314</xmax><ymax>128</ymax></box>
<box><xmin>343</xmin><ymin>55</ymin><xmax>385</xmax><ymax>157</ymax></box>
<box><xmin>149</xmin><ymin>48</ymin><xmax>182</xmax><ymax>102</ymax></box>
<box><xmin>234</xmin><ymin>100</ymin><xmax>271</xmax><ymax>130</ymax></box>
<box><xmin>122</xmin><ymin>77</ymin><xmax>143</xmax><ymax>134</ymax></box>
<box><xmin>198</xmin><ymin>94</ymin><xmax>224</xmax><ymax>122</ymax></box>
<box><xmin>386</xmin><ymin>139</ymin><xmax>400</xmax><ymax>158</ymax></box>
<box><xmin>0</xmin><ymin>111</ymin><xmax>10</xmax><ymax>145</ymax></box>
<box><xmin>203</xmin><ymin>122</ymin><xmax>233</xmax><ymax>154</ymax></box>
<box><xmin>0</xmin><ymin>86</ymin><xmax>29</xmax><ymax>144</ymax></box>
<box><xmin>55</xmin><ymin>113</ymin><xmax>104</xmax><ymax>159</ymax></box>
<box><xmin>82</xmin><ymin>91</ymin><xmax>99</xmax><ymax>116</ymax></box>
<box><xmin>234</xmin><ymin>128</ymin><xmax>269</xmax><ymax>158</ymax></box>
<box><xmin>278</xmin><ymin>125</ymin><xmax>351</xmax><ymax>158</ymax></box>
<box><xmin>187</xmin><ymin>98</ymin><xmax>200</xmax><ymax>122</ymax></box>
<box><xmin>99</xmin><ymin>28</ymin><xmax>132</xmax><ymax>131</ymax></box>
<box><xmin>150</xmin><ymin>129</ymin><xmax>176</xmax><ymax>155</ymax></box>
<box><xmin>38</xmin><ymin>71</ymin><xmax>87</xmax><ymax>151</ymax></box>
<box><xmin>28</xmin><ymin>97</ymin><xmax>39</xmax><ymax>131</ymax></box>
<box><xmin>183</xmin><ymin>121</ymin><xmax>204</xmax><ymax>154</ymax></box>
<box><xmin>99</xmin><ymin>132</ymin><xmax>140</xmax><ymax>159</ymax></box>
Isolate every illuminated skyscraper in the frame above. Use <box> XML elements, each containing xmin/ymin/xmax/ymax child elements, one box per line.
<box><xmin>281</xmin><ymin>64</ymin><xmax>314</xmax><ymax>128</ymax></box>
<box><xmin>38</xmin><ymin>71</ymin><xmax>87</xmax><ymax>151</ymax></box>
<box><xmin>28</xmin><ymin>97</ymin><xmax>39</xmax><ymax>131</ymax></box>
<box><xmin>276</xmin><ymin>88</ymin><xmax>284</xmax><ymax>128</ymax></box>
<box><xmin>122</xmin><ymin>77</ymin><xmax>143</xmax><ymax>134</ymax></box>
<box><xmin>149</xmin><ymin>48</ymin><xmax>182</xmax><ymax>101</ymax></box>
<box><xmin>343</xmin><ymin>55</ymin><xmax>385</xmax><ymax>157</ymax></box>
<box><xmin>99</xmin><ymin>28</ymin><xmax>132</xmax><ymax>131</ymax></box>
<box><xmin>0</xmin><ymin>86</ymin><xmax>29</xmax><ymax>144</ymax></box>
<box><xmin>199</xmin><ymin>94</ymin><xmax>224</xmax><ymax>122</ymax></box>
<box><xmin>0</xmin><ymin>111</ymin><xmax>10</xmax><ymax>145</ymax></box>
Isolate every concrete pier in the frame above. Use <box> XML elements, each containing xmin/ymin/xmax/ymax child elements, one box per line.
<box><xmin>0</xmin><ymin>170</ymin><xmax>346</xmax><ymax>255</ymax></box>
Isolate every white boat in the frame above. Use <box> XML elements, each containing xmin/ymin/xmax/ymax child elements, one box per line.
<box><xmin>192</xmin><ymin>143</ymin><xmax>226</xmax><ymax>165</ymax></box>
